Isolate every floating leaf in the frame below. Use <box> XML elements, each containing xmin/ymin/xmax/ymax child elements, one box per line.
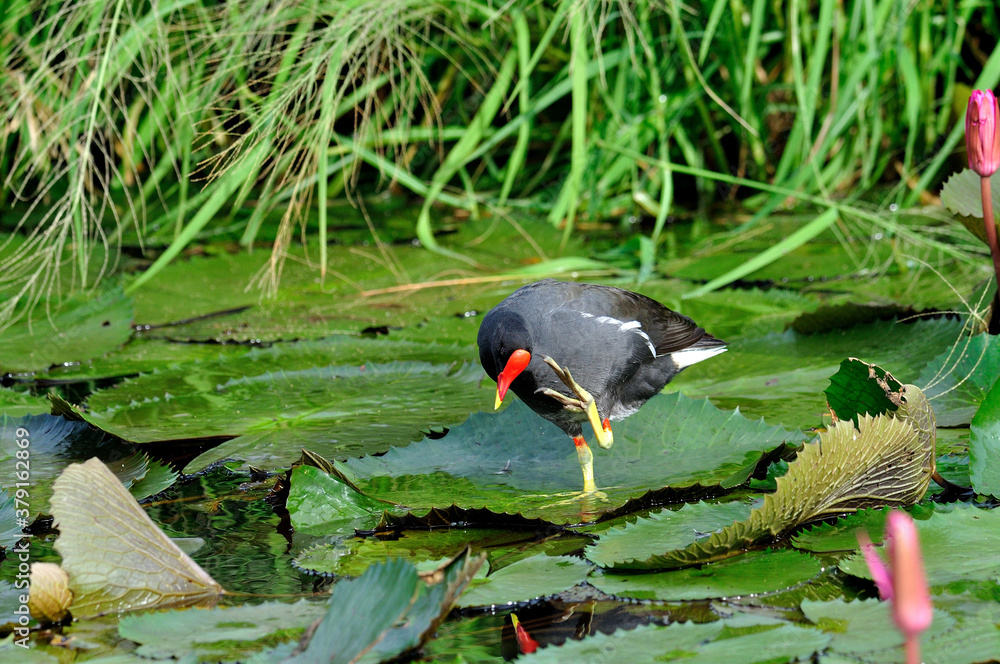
<box><xmin>50</xmin><ymin>458</ymin><xmax>224</xmax><ymax>617</ymax></box>
<box><xmin>841</xmin><ymin>504</ymin><xmax>1000</xmax><ymax>589</ymax></box>
<box><xmin>970</xmin><ymin>374</ymin><xmax>1000</xmax><ymax>496</ymax></box>
<box><xmin>918</xmin><ymin>333</ymin><xmax>1000</xmax><ymax>426</ymax></box>
<box><xmin>118</xmin><ymin>599</ymin><xmax>325</xmax><ymax>661</ymax></box>
<box><xmin>0</xmin><ymin>287</ymin><xmax>134</xmax><ymax>373</ymax></box>
<box><xmin>456</xmin><ymin>555</ymin><xmax>591</xmax><ymax>609</ymax></box>
<box><xmin>285</xmin><ymin>551</ymin><xmax>483</xmax><ymax>664</ymax></box>
<box><xmin>825</xmin><ymin>358</ymin><xmax>903</xmax><ymax>424</ymax></box>
<box><xmin>790</xmin><ymin>508</ymin><xmax>893</xmax><ymax>553</ymax></box>
<box><xmin>347</xmin><ymin>394</ymin><xmax>805</xmax><ymax>524</ymax></box>
<box><xmin>522</xmin><ymin>617</ymin><xmax>831</xmax><ymax>663</ymax></box>
<box><xmin>940</xmin><ymin>167</ymin><xmax>1000</xmax><ymax>246</ymax></box>
<box><xmin>286</xmin><ymin>465</ymin><xmax>387</xmax><ymax>536</ymax></box>
<box><xmin>673</xmin><ymin>318</ymin><xmax>964</xmax><ymax>426</ymax></box>
<box><xmin>592</xmin><ymin>548</ymin><xmax>823</xmax><ymax>601</ymax></box>
<box><xmin>77</xmin><ymin>360</ymin><xmax>487</xmax><ymax>473</ymax></box>
<box><xmin>609</xmin><ymin>391</ymin><xmax>934</xmax><ymax>569</ymax></box>
<box><xmin>800</xmin><ymin>598</ymin><xmax>954</xmax><ymax>657</ymax></box>
<box><xmin>584</xmin><ymin>501</ymin><xmax>754</xmax><ymax>568</ymax></box>
<box><xmin>0</xmin><ymin>387</ymin><xmax>49</xmax><ymax>417</ymax></box>
<box><xmin>293</xmin><ymin>529</ymin><xmax>525</xmax><ymax>578</ymax></box>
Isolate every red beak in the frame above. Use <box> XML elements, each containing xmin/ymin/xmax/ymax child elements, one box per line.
<box><xmin>495</xmin><ymin>349</ymin><xmax>531</xmax><ymax>409</ymax></box>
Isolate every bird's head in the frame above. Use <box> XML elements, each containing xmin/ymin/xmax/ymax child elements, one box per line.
<box><xmin>478</xmin><ymin>313</ymin><xmax>532</xmax><ymax>410</ymax></box>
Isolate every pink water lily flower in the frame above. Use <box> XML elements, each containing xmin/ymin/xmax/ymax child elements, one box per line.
<box><xmin>857</xmin><ymin>510</ymin><xmax>932</xmax><ymax>664</ymax></box>
<box><xmin>967</xmin><ymin>90</ymin><xmax>1000</xmax><ymax>178</ymax></box>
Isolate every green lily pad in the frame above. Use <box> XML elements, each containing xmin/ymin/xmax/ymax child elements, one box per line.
<box><xmin>78</xmin><ymin>360</ymin><xmax>487</xmax><ymax>473</ymax></box>
<box><xmin>801</xmin><ymin>598</ymin><xmax>952</xmax><ymax>656</ymax></box>
<box><xmin>802</xmin><ymin>595</ymin><xmax>1000</xmax><ymax>664</ymax></box>
<box><xmin>285</xmin><ymin>552</ymin><xmax>483</xmax><ymax>664</ymax></box>
<box><xmin>590</xmin><ymin>548</ymin><xmax>824</xmax><ymax>601</ymax></box>
<box><xmin>790</xmin><ymin>508</ymin><xmax>892</xmax><ymax>553</ymax></box>
<box><xmin>825</xmin><ymin>358</ymin><xmax>903</xmax><ymax>425</ymax></box>
<box><xmin>456</xmin><ymin>555</ymin><xmax>591</xmax><ymax>608</ymax></box>
<box><xmin>940</xmin><ymin>167</ymin><xmax>1000</xmax><ymax>246</ymax></box>
<box><xmin>917</xmin><ymin>333</ymin><xmax>1000</xmax><ymax>426</ymax></box>
<box><xmin>37</xmin><ymin>337</ymin><xmax>255</xmax><ymax>383</ymax></box>
<box><xmin>970</xmin><ymin>373</ymin><xmax>1000</xmax><ymax>496</ymax></box>
<box><xmin>525</xmin><ymin>620</ymin><xmax>831</xmax><ymax>663</ymax></box>
<box><xmin>841</xmin><ymin>504</ymin><xmax>1000</xmax><ymax>590</ymax></box>
<box><xmin>293</xmin><ymin>529</ymin><xmax>539</xmax><ymax>578</ymax></box>
<box><xmin>287</xmin><ymin>465</ymin><xmax>388</xmax><ymax>536</ymax></box>
<box><xmin>85</xmin><ymin>336</ymin><xmax>477</xmax><ymax>410</ymax></box>
<box><xmin>347</xmin><ymin>394</ymin><xmax>805</xmax><ymax>524</ymax></box>
<box><xmin>105</xmin><ymin>452</ymin><xmax>178</xmax><ymax>501</ymax></box>
<box><xmin>584</xmin><ymin>501</ymin><xmax>755</xmax><ymax>568</ymax></box>
<box><xmin>0</xmin><ymin>387</ymin><xmax>49</xmax><ymax>417</ymax></box>
<box><xmin>609</xmin><ymin>400</ymin><xmax>933</xmax><ymax>570</ymax></box>
<box><xmin>671</xmin><ymin>318</ymin><xmax>964</xmax><ymax>427</ymax></box>
<box><xmin>118</xmin><ymin>600</ymin><xmax>325</xmax><ymax>661</ymax></box>
<box><xmin>0</xmin><ymin>286</ymin><xmax>134</xmax><ymax>373</ymax></box>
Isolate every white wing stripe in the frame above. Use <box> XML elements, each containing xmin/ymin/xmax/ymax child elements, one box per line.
<box><xmin>582</xmin><ymin>312</ymin><xmax>657</xmax><ymax>358</ymax></box>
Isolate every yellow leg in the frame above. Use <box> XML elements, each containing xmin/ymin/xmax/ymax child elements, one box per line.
<box><xmin>585</xmin><ymin>401</ymin><xmax>614</xmax><ymax>450</ymax></box>
<box><xmin>574</xmin><ymin>436</ymin><xmax>598</xmax><ymax>493</ymax></box>
<box><xmin>541</xmin><ymin>355</ymin><xmax>615</xmax><ymax>450</ymax></box>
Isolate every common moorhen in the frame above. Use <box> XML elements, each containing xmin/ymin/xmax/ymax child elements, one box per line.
<box><xmin>478</xmin><ymin>279</ymin><xmax>726</xmax><ymax>493</ymax></box>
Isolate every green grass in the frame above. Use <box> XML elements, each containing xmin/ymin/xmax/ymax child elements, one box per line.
<box><xmin>1</xmin><ymin>0</ymin><xmax>996</xmax><ymax>325</ymax></box>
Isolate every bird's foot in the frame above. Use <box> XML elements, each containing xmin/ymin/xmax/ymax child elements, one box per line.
<box><xmin>541</xmin><ymin>356</ymin><xmax>614</xmax><ymax>449</ymax></box>
<box><xmin>550</xmin><ymin>489</ymin><xmax>609</xmax><ymax>505</ymax></box>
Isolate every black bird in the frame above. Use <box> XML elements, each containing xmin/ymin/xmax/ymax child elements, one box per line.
<box><xmin>477</xmin><ymin>279</ymin><xmax>726</xmax><ymax>493</ymax></box>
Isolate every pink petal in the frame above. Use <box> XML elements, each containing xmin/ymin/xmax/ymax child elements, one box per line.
<box><xmin>856</xmin><ymin>529</ymin><xmax>894</xmax><ymax>601</ymax></box>
<box><xmin>886</xmin><ymin>511</ymin><xmax>933</xmax><ymax>637</ymax></box>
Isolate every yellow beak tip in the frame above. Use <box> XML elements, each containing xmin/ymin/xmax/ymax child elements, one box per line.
<box><xmin>494</xmin><ymin>393</ymin><xmax>503</xmax><ymax>410</ymax></box>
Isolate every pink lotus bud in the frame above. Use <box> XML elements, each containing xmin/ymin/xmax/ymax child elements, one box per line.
<box><xmin>856</xmin><ymin>530</ymin><xmax>893</xmax><ymax>601</ymax></box>
<box><xmin>966</xmin><ymin>90</ymin><xmax>1000</xmax><ymax>177</ymax></box>
<box><xmin>885</xmin><ymin>511</ymin><xmax>932</xmax><ymax>637</ymax></box>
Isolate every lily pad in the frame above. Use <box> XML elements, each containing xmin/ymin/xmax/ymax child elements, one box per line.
<box><xmin>118</xmin><ymin>600</ymin><xmax>325</xmax><ymax>661</ymax></box>
<box><xmin>285</xmin><ymin>552</ymin><xmax>483</xmax><ymax>664</ymax></box>
<box><xmin>78</xmin><ymin>360</ymin><xmax>487</xmax><ymax>472</ymax></box>
<box><xmin>917</xmin><ymin>333</ymin><xmax>1000</xmax><ymax>426</ymax></box>
<box><xmin>824</xmin><ymin>358</ymin><xmax>903</xmax><ymax>425</ymax></box>
<box><xmin>609</xmin><ymin>402</ymin><xmax>933</xmax><ymax>570</ymax></box>
<box><xmin>37</xmin><ymin>338</ymin><xmax>255</xmax><ymax>384</ymax></box>
<box><xmin>940</xmin><ymin>167</ymin><xmax>1000</xmax><ymax>246</ymax></box>
<box><xmin>584</xmin><ymin>501</ymin><xmax>755</xmax><ymax>568</ymax></box>
<box><xmin>520</xmin><ymin>620</ymin><xmax>830</xmax><ymax>664</ymax></box>
<box><xmin>790</xmin><ymin>509</ymin><xmax>893</xmax><ymax>553</ymax></box>
<box><xmin>287</xmin><ymin>465</ymin><xmax>388</xmax><ymax>536</ymax></box>
<box><xmin>0</xmin><ymin>286</ymin><xmax>134</xmax><ymax>373</ymax></box>
<box><xmin>590</xmin><ymin>548</ymin><xmax>824</xmax><ymax>601</ymax></box>
<box><xmin>841</xmin><ymin>504</ymin><xmax>1000</xmax><ymax>590</ymax></box>
<box><xmin>800</xmin><ymin>598</ymin><xmax>951</xmax><ymax>656</ymax></box>
<box><xmin>347</xmin><ymin>394</ymin><xmax>805</xmax><ymax>523</ymax></box>
<box><xmin>0</xmin><ymin>387</ymin><xmax>49</xmax><ymax>417</ymax></box>
<box><xmin>50</xmin><ymin>458</ymin><xmax>224</xmax><ymax>617</ymax></box>
<box><xmin>970</xmin><ymin>374</ymin><xmax>1000</xmax><ymax>496</ymax></box>
<box><xmin>456</xmin><ymin>555</ymin><xmax>591</xmax><ymax>608</ymax></box>
<box><xmin>672</xmin><ymin>318</ymin><xmax>964</xmax><ymax>426</ymax></box>
<box><xmin>293</xmin><ymin>529</ymin><xmax>544</xmax><ymax>578</ymax></box>
<box><xmin>802</xmin><ymin>595</ymin><xmax>1000</xmax><ymax>664</ymax></box>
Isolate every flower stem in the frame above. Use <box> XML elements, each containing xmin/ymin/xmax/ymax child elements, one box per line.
<box><xmin>905</xmin><ymin>633</ymin><xmax>921</xmax><ymax>664</ymax></box>
<box><xmin>981</xmin><ymin>176</ymin><xmax>1000</xmax><ymax>289</ymax></box>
